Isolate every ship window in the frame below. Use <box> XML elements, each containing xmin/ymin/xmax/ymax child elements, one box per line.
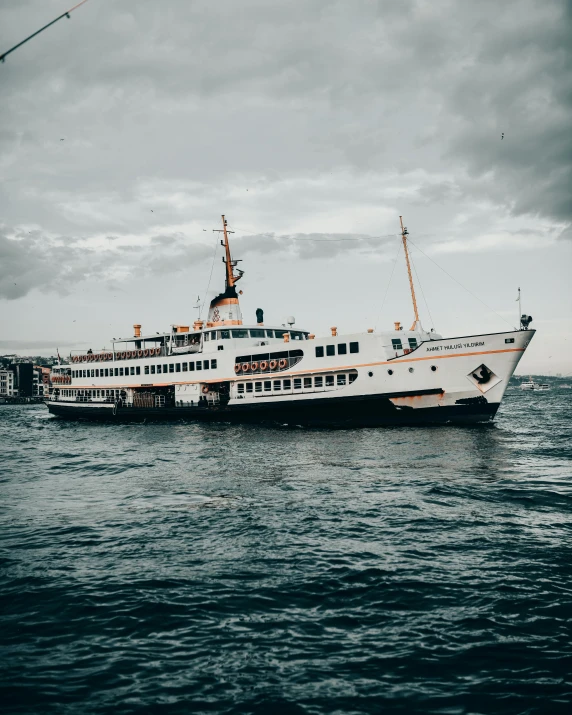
<box><xmin>211</xmin><ymin>359</ymin><xmax>217</xmax><ymax>369</ymax></box>
<box><xmin>273</xmin><ymin>380</ymin><xmax>281</xmax><ymax>391</ymax></box>
<box><xmin>91</xmin><ymin>370</ymin><xmax>95</xmax><ymax>377</ymax></box>
<box><xmin>169</xmin><ymin>364</ymin><xmax>174</xmax><ymax>373</ymax></box>
<box><xmin>409</xmin><ymin>367</ymin><xmax>414</xmax><ymax>373</ymax></box>
<box><xmin>338</xmin><ymin>343</ymin><xmax>347</xmax><ymax>355</ymax></box>
<box><xmin>264</xmin><ymin>381</ymin><xmax>272</xmax><ymax>392</ymax></box>
<box><xmin>218</xmin><ymin>345</ymin><xmax>224</xmax><ymax>351</ymax></box>
<box><xmin>283</xmin><ymin>379</ymin><xmax>291</xmax><ymax>389</ymax></box>
<box><xmin>349</xmin><ymin>373</ymin><xmax>357</xmax><ymax>383</ymax></box>
<box><xmin>326</xmin><ymin>375</ymin><xmax>334</xmax><ymax>387</ymax></box>
<box><xmin>431</xmin><ymin>365</ymin><xmax>437</xmax><ymax>372</ymax></box>
<box><xmin>293</xmin><ymin>378</ymin><xmax>302</xmax><ymax>390</ymax></box>
<box><xmin>182</xmin><ymin>363</ymin><xmax>188</xmax><ymax>372</ymax></box>
<box><xmin>203</xmin><ymin>332</ymin><xmax>209</xmax><ymax>341</ymax></box>
<box><xmin>237</xmin><ymin>383</ymin><xmax>245</xmax><ymax>393</ymax></box>
<box><xmin>337</xmin><ymin>374</ymin><xmax>346</xmax><ymax>386</ymax></box>
<box><xmin>176</xmin><ymin>363</ymin><xmax>181</xmax><ymax>372</ymax></box>
<box><xmin>119</xmin><ymin>368</ymin><xmax>124</xmax><ymax>376</ymax></box>
<box><xmin>130</xmin><ymin>367</ymin><xmax>135</xmax><ymax>375</ymax></box>
<box><xmin>408</xmin><ymin>338</ymin><xmax>417</xmax><ymax>349</ymax></box>
<box><xmin>203</xmin><ymin>360</ymin><xmax>209</xmax><ymax>370</ymax></box>
<box><xmin>505</xmin><ymin>338</ymin><xmax>515</xmax><ymax>344</ymax></box>
<box><xmin>246</xmin><ymin>383</ymin><xmax>253</xmax><ymax>393</ymax></box>
<box><xmin>196</xmin><ymin>361</ymin><xmax>202</xmax><ymax>371</ymax></box>
<box><xmin>350</xmin><ymin>342</ymin><xmax>359</xmax><ymax>354</ymax></box>
<box><xmin>387</xmin><ymin>369</ymin><xmax>393</xmax><ymax>375</ymax></box>
<box><xmin>291</xmin><ymin>331</ymin><xmax>303</xmax><ymax>340</ymax></box>
<box><xmin>105</xmin><ymin>369</ymin><xmax>109</xmax><ymax>377</ymax></box>
<box><xmin>304</xmin><ymin>377</ymin><xmax>312</xmax><ymax>389</ymax></box>
<box><xmin>265</xmin><ymin>330</ymin><xmax>274</xmax><ymax>338</ymax></box>
<box><xmin>392</xmin><ymin>339</ymin><xmax>402</xmax><ymax>350</ymax></box>
<box><xmin>255</xmin><ymin>382</ymin><xmax>262</xmax><ymax>393</ymax></box>
<box><xmin>189</xmin><ymin>362</ymin><xmax>195</xmax><ymax>371</ymax></box>
<box><xmin>326</xmin><ymin>345</ymin><xmax>335</xmax><ymax>356</ymax></box>
<box><xmin>314</xmin><ymin>376</ymin><xmax>323</xmax><ymax>388</ymax></box>
<box><xmin>157</xmin><ymin>365</ymin><xmax>162</xmax><ymax>374</ymax></box>
<box><xmin>95</xmin><ymin>369</ymin><xmax>99</xmax><ymax>377</ymax></box>
<box><xmin>275</xmin><ymin>330</ymin><xmax>288</xmax><ymax>338</ymax></box>
<box><xmin>250</xmin><ymin>329</ymin><xmax>265</xmax><ymax>338</ymax></box>
<box><xmin>315</xmin><ymin>346</ymin><xmax>324</xmax><ymax>358</ymax></box>
<box><xmin>232</xmin><ymin>329</ymin><xmax>248</xmax><ymax>338</ymax></box>
<box><xmin>219</xmin><ymin>330</ymin><xmax>230</xmax><ymax>340</ymax></box>
<box><xmin>145</xmin><ymin>366</ymin><xmax>149</xmax><ymax>375</ymax></box>
<box><xmin>151</xmin><ymin>365</ymin><xmax>155</xmax><ymax>374</ymax></box>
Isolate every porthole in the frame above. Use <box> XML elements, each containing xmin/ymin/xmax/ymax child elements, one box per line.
<box><xmin>431</xmin><ymin>365</ymin><xmax>437</xmax><ymax>372</ymax></box>
<box><xmin>387</xmin><ymin>369</ymin><xmax>394</xmax><ymax>376</ymax></box>
<box><xmin>408</xmin><ymin>367</ymin><xmax>414</xmax><ymax>373</ymax></box>
<box><xmin>368</xmin><ymin>371</ymin><xmax>373</xmax><ymax>377</ymax></box>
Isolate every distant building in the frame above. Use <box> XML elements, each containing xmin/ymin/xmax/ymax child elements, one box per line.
<box><xmin>9</xmin><ymin>363</ymin><xmax>34</xmax><ymax>397</ymax></box>
<box><xmin>0</xmin><ymin>369</ymin><xmax>16</xmax><ymax>397</ymax></box>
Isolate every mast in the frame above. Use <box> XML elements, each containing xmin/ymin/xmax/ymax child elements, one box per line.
<box><xmin>221</xmin><ymin>215</ymin><xmax>235</xmax><ymax>289</ymax></box>
<box><xmin>400</xmin><ymin>216</ymin><xmax>420</xmax><ymax>331</ymax></box>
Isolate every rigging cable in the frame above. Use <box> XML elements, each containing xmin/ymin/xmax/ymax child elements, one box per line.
<box><xmin>374</xmin><ymin>237</ymin><xmax>402</xmax><ymax>330</ymax></box>
<box><xmin>199</xmin><ymin>235</ymin><xmax>219</xmax><ymax>320</ymax></box>
<box><xmin>0</xmin><ymin>0</ymin><xmax>91</xmax><ymax>63</ymax></box>
<box><xmin>406</xmin><ymin>237</ymin><xmax>514</xmax><ymax>329</ymax></box>
<box><xmin>409</xmin><ymin>248</ymin><xmax>435</xmax><ymax>330</ymax></box>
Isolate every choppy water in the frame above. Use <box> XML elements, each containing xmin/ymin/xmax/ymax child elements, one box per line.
<box><xmin>1</xmin><ymin>379</ymin><xmax>571</xmax><ymax>714</ymax></box>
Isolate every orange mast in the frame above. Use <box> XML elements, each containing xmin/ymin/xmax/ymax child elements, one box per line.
<box><xmin>400</xmin><ymin>216</ymin><xmax>420</xmax><ymax>331</ymax></box>
<box><xmin>218</xmin><ymin>214</ymin><xmax>242</xmax><ymax>289</ymax></box>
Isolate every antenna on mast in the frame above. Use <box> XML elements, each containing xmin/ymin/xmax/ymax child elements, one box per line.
<box><xmin>400</xmin><ymin>216</ymin><xmax>420</xmax><ymax>331</ymax></box>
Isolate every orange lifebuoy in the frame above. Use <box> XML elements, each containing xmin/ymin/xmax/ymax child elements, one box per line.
<box><xmin>278</xmin><ymin>358</ymin><xmax>287</xmax><ymax>369</ymax></box>
<box><xmin>121</xmin><ymin>352</ymin><xmax>127</xmax><ymax>359</ymax></box>
<box><xmin>241</xmin><ymin>363</ymin><xmax>249</xmax><ymax>372</ymax></box>
<box><xmin>251</xmin><ymin>361</ymin><xmax>259</xmax><ymax>371</ymax></box>
<box><xmin>259</xmin><ymin>361</ymin><xmax>268</xmax><ymax>371</ymax></box>
<box><xmin>137</xmin><ymin>350</ymin><xmax>143</xmax><ymax>357</ymax></box>
<box><xmin>234</xmin><ymin>364</ymin><xmax>241</xmax><ymax>373</ymax></box>
<box><xmin>144</xmin><ymin>349</ymin><xmax>149</xmax><ymax>357</ymax></box>
<box><xmin>269</xmin><ymin>360</ymin><xmax>277</xmax><ymax>370</ymax></box>
<box><xmin>202</xmin><ymin>385</ymin><xmax>209</xmax><ymax>394</ymax></box>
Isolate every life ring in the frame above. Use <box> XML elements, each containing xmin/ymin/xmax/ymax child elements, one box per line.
<box><xmin>154</xmin><ymin>348</ymin><xmax>161</xmax><ymax>356</ymax></box>
<box><xmin>234</xmin><ymin>364</ymin><xmax>241</xmax><ymax>374</ymax></box>
<box><xmin>202</xmin><ymin>385</ymin><xmax>209</xmax><ymax>394</ymax></box>
<box><xmin>259</xmin><ymin>361</ymin><xmax>268</xmax><ymax>371</ymax></box>
<box><xmin>269</xmin><ymin>359</ymin><xmax>277</xmax><ymax>370</ymax></box>
<box><xmin>278</xmin><ymin>358</ymin><xmax>287</xmax><ymax>369</ymax></box>
<box><xmin>108</xmin><ymin>353</ymin><xmax>113</xmax><ymax>360</ymax></box>
<box><xmin>137</xmin><ymin>350</ymin><xmax>143</xmax><ymax>357</ymax></box>
<box><xmin>241</xmin><ymin>363</ymin><xmax>249</xmax><ymax>372</ymax></box>
<box><xmin>121</xmin><ymin>352</ymin><xmax>126</xmax><ymax>359</ymax></box>
<box><xmin>251</xmin><ymin>361</ymin><xmax>259</xmax><ymax>371</ymax></box>
<box><xmin>144</xmin><ymin>349</ymin><xmax>149</xmax><ymax>357</ymax></box>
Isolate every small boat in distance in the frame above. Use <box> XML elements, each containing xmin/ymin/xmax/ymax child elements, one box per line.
<box><xmin>520</xmin><ymin>377</ymin><xmax>550</xmax><ymax>391</ymax></box>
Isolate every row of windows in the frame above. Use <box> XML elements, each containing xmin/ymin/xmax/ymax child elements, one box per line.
<box><xmin>59</xmin><ymin>389</ymin><xmax>121</xmax><ymax>398</ymax></box>
<box><xmin>392</xmin><ymin>338</ymin><xmax>418</xmax><ymax>351</ymax></box>
<box><xmin>72</xmin><ymin>360</ymin><xmax>217</xmax><ymax>379</ymax></box>
<box><xmin>315</xmin><ymin>342</ymin><xmax>359</xmax><ymax>358</ymax></box>
<box><xmin>237</xmin><ymin>373</ymin><xmax>357</xmax><ymax>394</ymax></box>
<box><xmin>204</xmin><ymin>329</ymin><xmax>307</xmax><ymax>341</ymax></box>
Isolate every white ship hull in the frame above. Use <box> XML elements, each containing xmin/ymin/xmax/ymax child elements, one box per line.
<box><xmin>47</xmin><ymin>328</ymin><xmax>534</xmax><ymax>426</ymax></box>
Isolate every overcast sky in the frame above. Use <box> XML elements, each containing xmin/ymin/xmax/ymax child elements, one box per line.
<box><xmin>1</xmin><ymin>0</ymin><xmax>570</xmax><ymax>373</ymax></box>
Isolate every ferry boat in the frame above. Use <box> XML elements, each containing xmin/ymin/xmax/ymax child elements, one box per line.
<box><xmin>47</xmin><ymin>216</ymin><xmax>535</xmax><ymax>426</ymax></box>
<box><xmin>520</xmin><ymin>377</ymin><xmax>549</xmax><ymax>391</ymax></box>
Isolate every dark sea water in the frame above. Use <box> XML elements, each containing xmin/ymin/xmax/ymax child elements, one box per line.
<box><xmin>1</xmin><ymin>380</ymin><xmax>571</xmax><ymax>715</ymax></box>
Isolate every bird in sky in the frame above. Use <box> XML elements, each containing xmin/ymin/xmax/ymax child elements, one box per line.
<box><xmin>151</xmin><ymin>210</ymin><xmax>154</xmax><ymax>212</ymax></box>
<box><xmin>501</xmin><ymin>133</ymin><xmax>504</xmax><ymax>139</ymax></box>
<box><xmin>60</xmin><ymin>138</ymin><xmax>65</xmax><ymax>141</ymax></box>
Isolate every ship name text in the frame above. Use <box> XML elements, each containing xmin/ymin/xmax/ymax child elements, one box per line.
<box><xmin>425</xmin><ymin>341</ymin><xmax>485</xmax><ymax>353</ymax></box>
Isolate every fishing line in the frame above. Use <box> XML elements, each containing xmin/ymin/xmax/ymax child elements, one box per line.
<box><xmin>409</xmin><ymin>249</ymin><xmax>435</xmax><ymax>330</ymax></box>
<box><xmin>0</xmin><ymin>0</ymin><xmax>91</xmax><ymax>63</ymax></box>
